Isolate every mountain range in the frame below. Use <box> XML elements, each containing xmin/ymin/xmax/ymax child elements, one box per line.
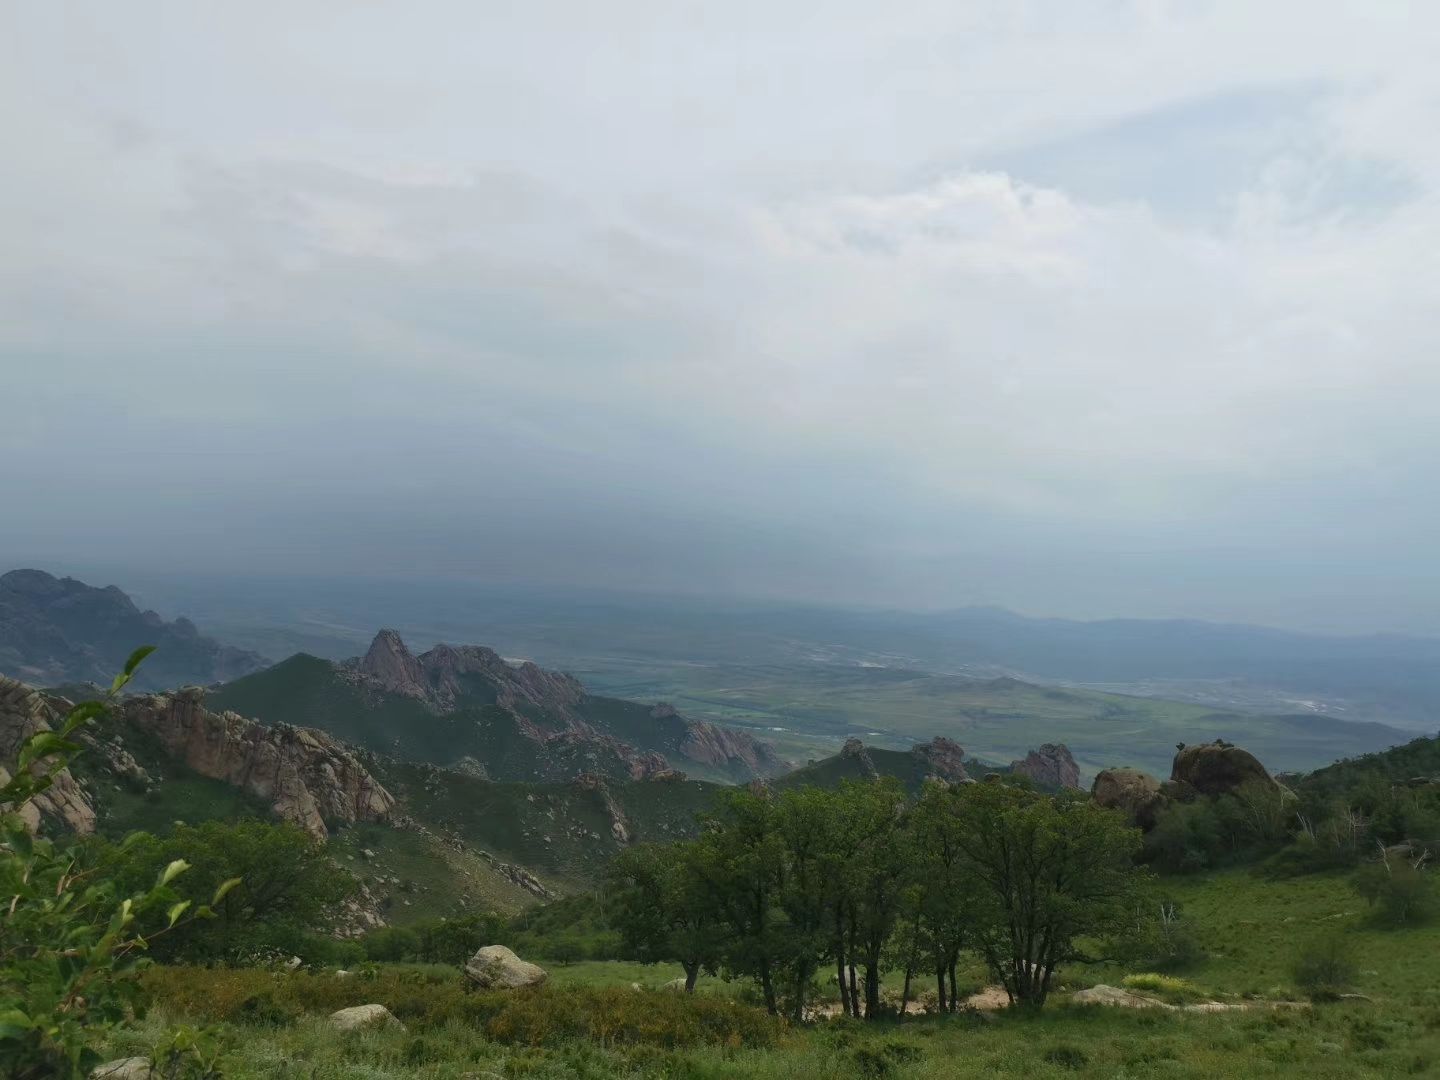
<box><xmin>0</xmin><ymin>569</ymin><xmax>267</xmax><ymax>690</ymax></box>
<box><xmin>209</xmin><ymin>628</ymin><xmax>783</xmax><ymax>784</ymax></box>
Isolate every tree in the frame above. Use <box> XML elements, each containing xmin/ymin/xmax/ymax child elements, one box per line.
<box><xmin>907</xmin><ymin>781</ymin><xmax>977</xmax><ymax>1012</ymax></box>
<box><xmin>771</xmin><ymin>786</ymin><xmax>845</xmax><ymax>1020</ymax></box>
<box><xmin>99</xmin><ymin>819</ymin><xmax>356</xmax><ymax>963</ymax></box>
<box><xmin>950</xmin><ymin>783</ymin><xmax>1145</xmax><ymax>1006</ymax></box>
<box><xmin>608</xmin><ymin>841</ymin><xmax>719</xmax><ymax>992</ymax></box>
<box><xmin>692</xmin><ymin>788</ymin><xmax>788</xmax><ymax>1013</ymax></box>
<box><xmin>835</xmin><ymin>778</ymin><xmax>910</xmax><ymax>1018</ymax></box>
<box><xmin>0</xmin><ymin>648</ymin><xmax>225</xmax><ymax>1078</ymax></box>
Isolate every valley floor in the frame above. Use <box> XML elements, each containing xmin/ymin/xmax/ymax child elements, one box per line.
<box><xmin>98</xmin><ymin>868</ymin><xmax>1440</xmax><ymax>1078</ymax></box>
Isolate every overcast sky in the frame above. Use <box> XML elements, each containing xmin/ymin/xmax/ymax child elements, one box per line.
<box><xmin>4</xmin><ymin>2</ymin><xmax>1439</xmax><ymax>633</ymax></box>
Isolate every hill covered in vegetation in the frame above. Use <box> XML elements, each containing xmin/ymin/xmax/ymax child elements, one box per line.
<box><xmin>209</xmin><ymin>629</ymin><xmax>784</xmax><ymax>785</ymax></box>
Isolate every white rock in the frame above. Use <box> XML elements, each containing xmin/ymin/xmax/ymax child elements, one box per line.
<box><xmin>329</xmin><ymin>1004</ymin><xmax>405</xmax><ymax>1032</ymax></box>
<box><xmin>90</xmin><ymin>1058</ymin><xmax>152</xmax><ymax>1079</ymax></box>
<box><xmin>464</xmin><ymin>945</ymin><xmax>548</xmax><ymax>989</ymax></box>
<box><xmin>1071</xmin><ymin>985</ymin><xmax>1173</xmax><ymax>1010</ymax></box>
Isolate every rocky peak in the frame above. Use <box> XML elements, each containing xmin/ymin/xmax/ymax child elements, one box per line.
<box><xmin>358</xmin><ymin>629</ymin><xmax>429</xmax><ymax>699</ymax></box>
<box><xmin>840</xmin><ymin>737</ymin><xmax>879</xmax><ymax>778</ymax></box>
<box><xmin>1010</xmin><ymin>743</ymin><xmax>1081</xmax><ymax>790</ymax></box>
<box><xmin>911</xmin><ymin>736</ymin><xmax>969</xmax><ymax>782</ymax></box>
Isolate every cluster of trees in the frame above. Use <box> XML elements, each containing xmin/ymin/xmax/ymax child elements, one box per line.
<box><xmin>93</xmin><ymin>820</ymin><xmax>359</xmax><ymax>966</ymax></box>
<box><xmin>607</xmin><ymin>777</ymin><xmax>1147</xmax><ymax>1019</ymax></box>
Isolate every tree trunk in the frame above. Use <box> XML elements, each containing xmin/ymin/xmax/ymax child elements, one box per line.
<box><xmin>760</xmin><ymin>958</ymin><xmax>778</xmax><ymax>1015</ymax></box>
<box><xmin>864</xmin><ymin>963</ymin><xmax>881</xmax><ymax>1019</ymax></box>
<box><xmin>836</xmin><ymin>953</ymin><xmax>852</xmax><ymax>1017</ymax></box>
<box><xmin>847</xmin><ymin>964</ymin><xmax>861</xmax><ymax>1018</ymax></box>
<box><xmin>936</xmin><ymin>965</ymin><xmax>947</xmax><ymax>1012</ymax></box>
<box><xmin>899</xmin><ymin>921</ymin><xmax>919</xmax><ymax>1017</ymax></box>
<box><xmin>947</xmin><ymin>960</ymin><xmax>959</xmax><ymax>1013</ymax></box>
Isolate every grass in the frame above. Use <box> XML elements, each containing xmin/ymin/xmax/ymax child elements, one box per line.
<box><xmin>101</xmin><ymin>868</ymin><xmax>1440</xmax><ymax>1077</ymax></box>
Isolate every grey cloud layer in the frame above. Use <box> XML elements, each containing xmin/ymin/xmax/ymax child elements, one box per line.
<box><xmin>3</xmin><ymin>2</ymin><xmax>1439</xmax><ymax>631</ymax></box>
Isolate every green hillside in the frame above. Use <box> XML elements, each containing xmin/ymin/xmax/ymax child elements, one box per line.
<box><xmin>209</xmin><ymin>652</ymin><xmax>770</xmax><ymax>783</ymax></box>
<box><xmin>372</xmin><ymin>761</ymin><xmax>722</xmax><ymax>890</ymax></box>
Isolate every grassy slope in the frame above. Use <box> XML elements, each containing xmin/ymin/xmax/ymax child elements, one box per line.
<box><xmin>586</xmin><ymin>663</ymin><xmax>1406</xmax><ymax>779</ymax></box>
<box><xmin>209</xmin><ymin>654</ymin><xmax>759</xmax><ymax>783</ymax></box>
<box><xmin>373</xmin><ymin>761</ymin><xmax>721</xmax><ymax>891</ymax></box>
<box><xmin>108</xmin><ymin>867</ymin><xmax>1440</xmax><ymax>1078</ymax></box>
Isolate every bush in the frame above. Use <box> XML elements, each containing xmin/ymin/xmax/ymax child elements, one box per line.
<box><xmin>0</xmin><ymin>647</ymin><xmax>225</xmax><ymax>1079</ymax></box>
<box><xmin>1354</xmin><ymin>860</ymin><xmax>1437</xmax><ymax>927</ymax></box>
<box><xmin>1292</xmin><ymin>937</ymin><xmax>1358</xmax><ymax>1001</ymax></box>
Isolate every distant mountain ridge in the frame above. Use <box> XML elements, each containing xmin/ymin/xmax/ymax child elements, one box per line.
<box><xmin>0</xmin><ymin>569</ymin><xmax>267</xmax><ymax>690</ymax></box>
<box><xmin>210</xmin><ymin>629</ymin><xmax>783</xmax><ymax>784</ymax></box>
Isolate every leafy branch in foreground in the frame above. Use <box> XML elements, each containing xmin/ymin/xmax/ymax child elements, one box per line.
<box><xmin>0</xmin><ymin>646</ymin><xmax>232</xmax><ymax>1079</ymax></box>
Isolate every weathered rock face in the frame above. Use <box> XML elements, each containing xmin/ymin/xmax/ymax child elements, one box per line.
<box><xmin>1171</xmin><ymin>740</ymin><xmax>1276</xmax><ymax>797</ymax></box>
<box><xmin>358</xmin><ymin>629</ymin><xmax>429</xmax><ymax>700</ymax></box>
<box><xmin>115</xmin><ymin>688</ymin><xmax>394</xmax><ymax>841</ymax></box>
<box><xmin>0</xmin><ymin>676</ymin><xmax>96</xmax><ymax>834</ymax></box>
<box><xmin>1010</xmin><ymin>743</ymin><xmax>1081</xmax><ymax>790</ymax></box>
<box><xmin>464</xmin><ymin>944</ymin><xmax>548</xmax><ymax>989</ymax></box>
<box><xmin>911</xmin><ymin>736</ymin><xmax>970</xmax><ymax>782</ymax></box>
<box><xmin>1092</xmin><ymin>767</ymin><xmax>1167</xmax><ymax>830</ymax></box>
<box><xmin>678</xmin><ymin>718</ymin><xmax>774</xmax><ymax>772</ymax></box>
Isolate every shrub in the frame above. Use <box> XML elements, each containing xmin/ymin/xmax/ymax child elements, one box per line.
<box><xmin>1292</xmin><ymin>937</ymin><xmax>1358</xmax><ymax>1001</ymax></box>
<box><xmin>1043</xmin><ymin>1045</ymin><xmax>1089</xmax><ymax>1070</ymax></box>
<box><xmin>1354</xmin><ymin>860</ymin><xmax>1436</xmax><ymax>927</ymax></box>
<box><xmin>140</xmin><ymin>967</ymin><xmax>782</xmax><ymax>1049</ymax></box>
<box><xmin>1121</xmin><ymin>973</ymin><xmax>1200</xmax><ymax>1004</ymax></box>
<box><xmin>0</xmin><ymin>648</ymin><xmax>226</xmax><ymax>1079</ymax></box>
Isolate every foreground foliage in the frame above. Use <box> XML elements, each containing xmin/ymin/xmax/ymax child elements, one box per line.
<box><xmin>0</xmin><ymin>648</ymin><xmax>228</xmax><ymax>1078</ymax></box>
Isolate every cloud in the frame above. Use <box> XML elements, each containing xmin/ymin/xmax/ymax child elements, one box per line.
<box><xmin>3</xmin><ymin>1</ymin><xmax>1440</xmax><ymax>629</ymax></box>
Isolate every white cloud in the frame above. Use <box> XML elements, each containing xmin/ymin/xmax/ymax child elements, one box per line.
<box><xmin>4</xmin><ymin>0</ymin><xmax>1440</xmax><ymax>627</ymax></box>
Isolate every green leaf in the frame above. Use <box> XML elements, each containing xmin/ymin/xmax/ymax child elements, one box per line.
<box><xmin>124</xmin><ymin>644</ymin><xmax>157</xmax><ymax>676</ymax></box>
<box><xmin>159</xmin><ymin>858</ymin><xmax>191</xmax><ymax>887</ymax></box>
<box><xmin>211</xmin><ymin>876</ymin><xmax>242</xmax><ymax>905</ymax></box>
<box><xmin>167</xmin><ymin>900</ymin><xmax>191</xmax><ymax>928</ymax></box>
<box><xmin>58</xmin><ymin>700</ymin><xmax>107</xmax><ymax>735</ymax></box>
<box><xmin>16</xmin><ymin>731</ymin><xmax>82</xmax><ymax>771</ymax></box>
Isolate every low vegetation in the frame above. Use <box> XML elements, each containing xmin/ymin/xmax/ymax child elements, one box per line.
<box><xmin>8</xmin><ymin>650</ymin><xmax>1440</xmax><ymax>1076</ymax></box>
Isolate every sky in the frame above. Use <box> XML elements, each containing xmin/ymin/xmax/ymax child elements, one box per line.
<box><xmin>3</xmin><ymin>2</ymin><xmax>1440</xmax><ymax>633</ymax></box>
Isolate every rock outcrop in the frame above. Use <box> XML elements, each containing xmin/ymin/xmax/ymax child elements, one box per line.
<box><xmin>464</xmin><ymin>944</ymin><xmax>548</xmax><ymax>989</ymax></box>
<box><xmin>911</xmin><ymin>736</ymin><xmax>970</xmax><ymax>782</ymax></box>
<box><xmin>840</xmin><ymin>737</ymin><xmax>879</xmax><ymax>778</ymax></box>
<box><xmin>1072</xmin><ymin>985</ymin><xmax>1170</xmax><ymax>1009</ymax></box>
<box><xmin>678</xmin><ymin>716</ymin><xmax>776</xmax><ymax>773</ymax></box>
<box><xmin>358</xmin><ymin>629</ymin><xmax>430</xmax><ymax>700</ymax></box>
<box><xmin>0</xmin><ymin>676</ymin><xmax>96</xmax><ymax>834</ymax></box>
<box><xmin>1010</xmin><ymin>743</ymin><xmax>1081</xmax><ymax>790</ymax></box>
<box><xmin>352</xmin><ymin>632</ymin><xmax>586</xmax><ymax>730</ymax></box>
<box><xmin>1170</xmin><ymin>740</ymin><xmax>1277</xmax><ymax>797</ymax></box>
<box><xmin>114</xmin><ymin>688</ymin><xmax>394</xmax><ymax>841</ymax></box>
<box><xmin>1092</xmin><ymin>767</ymin><xmax>1167</xmax><ymax>829</ymax></box>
